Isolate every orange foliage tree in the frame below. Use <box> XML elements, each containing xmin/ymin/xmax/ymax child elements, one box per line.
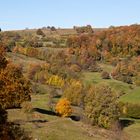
<box><xmin>55</xmin><ymin>98</ymin><xmax>72</xmax><ymax>117</ymax></box>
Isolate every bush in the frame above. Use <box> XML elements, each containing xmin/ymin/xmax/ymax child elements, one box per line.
<box><xmin>63</xmin><ymin>80</ymin><xmax>84</xmax><ymax>106</ymax></box>
<box><xmin>55</xmin><ymin>98</ymin><xmax>72</xmax><ymax>117</ymax></box>
<box><xmin>47</xmin><ymin>88</ymin><xmax>58</xmax><ymax>111</ymax></box>
<box><xmin>36</xmin><ymin>29</ymin><xmax>45</xmax><ymax>36</ymax></box>
<box><xmin>0</xmin><ymin>45</ymin><xmax>31</xmax><ymax>109</ymax></box>
<box><xmin>27</xmin><ymin>63</ymin><xmax>42</xmax><ymax>80</ymax></box>
<box><xmin>0</xmin><ymin>105</ymin><xmax>31</xmax><ymax>140</ymax></box>
<box><xmin>50</xmin><ymin>26</ymin><xmax>56</xmax><ymax>31</ymax></box>
<box><xmin>69</xmin><ymin>64</ymin><xmax>81</xmax><ymax>72</ymax></box>
<box><xmin>120</xmin><ymin>103</ymin><xmax>140</xmax><ymax>119</ymax></box>
<box><xmin>134</xmin><ymin>79</ymin><xmax>140</xmax><ymax>86</ymax></box>
<box><xmin>46</xmin><ymin>75</ymin><xmax>65</xmax><ymax>88</ymax></box>
<box><xmin>21</xmin><ymin>101</ymin><xmax>33</xmax><ymax>113</ymax></box>
<box><xmin>0</xmin><ymin>105</ymin><xmax>7</xmax><ymax>124</ymax></box>
<box><xmin>0</xmin><ymin>123</ymin><xmax>32</xmax><ymax>140</ymax></box>
<box><xmin>84</xmin><ymin>84</ymin><xmax>120</xmax><ymax>128</ymax></box>
<box><xmin>101</xmin><ymin>71</ymin><xmax>110</xmax><ymax>79</ymax></box>
<box><xmin>134</xmin><ymin>76</ymin><xmax>140</xmax><ymax>86</ymax></box>
<box><xmin>122</xmin><ymin>76</ymin><xmax>133</xmax><ymax>84</ymax></box>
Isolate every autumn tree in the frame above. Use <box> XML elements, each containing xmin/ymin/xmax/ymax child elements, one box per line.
<box><xmin>36</xmin><ymin>28</ymin><xmax>45</xmax><ymax>37</ymax></box>
<box><xmin>75</xmin><ymin>25</ymin><xmax>93</xmax><ymax>34</ymax></box>
<box><xmin>69</xmin><ymin>64</ymin><xmax>81</xmax><ymax>72</ymax></box>
<box><xmin>112</xmin><ymin>60</ymin><xmax>133</xmax><ymax>84</ymax></box>
<box><xmin>101</xmin><ymin>71</ymin><xmax>110</xmax><ymax>79</ymax></box>
<box><xmin>0</xmin><ymin>45</ymin><xmax>31</xmax><ymax>139</ymax></box>
<box><xmin>46</xmin><ymin>75</ymin><xmax>65</xmax><ymax>88</ymax></box>
<box><xmin>84</xmin><ymin>84</ymin><xmax>120</xmax><ymax>128</ymax></box>
<box><xmin>63</xmin><ymin>80</ymin><xmax>84</xmax><ymax>106</ymax></box>
<box><xmin>0</xmin><ymin>45</ymin><xmax>31</xmax><ymax>109</ymax></box>
<box><xmin>51</xmin><ymin>26</ymin><xmax>56</xmax><ymax>31</ymax></box>
<box><xmin>55</xmin><ymin>98</ymin><xmax>72</xmax><ymax>117</ymax></box>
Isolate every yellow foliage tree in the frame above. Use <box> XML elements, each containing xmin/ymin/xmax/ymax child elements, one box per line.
<box><xmin>55</xmin><ymin>98</ymin><xmax>72</xmax><ymax>117</ymax></box>
<box><xmin>63</xmin><ymin>79</ymin><xmax>84</xmax><ymax>106</ymax></box>
<box><xmin>47</xmin><ymin>75</ymin><xmax>64</xmax><ymax>88</ymax></box>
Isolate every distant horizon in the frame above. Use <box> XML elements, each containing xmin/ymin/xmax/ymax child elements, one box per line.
<box><xmin>0</xmin><ymin>0</ymin><xmax>140</xmax><ymax>31</ymax></box>
<box><xmin>1</xmin><ymin>23</ymin><xmax>140</xmax><ymax>31</ymax></box>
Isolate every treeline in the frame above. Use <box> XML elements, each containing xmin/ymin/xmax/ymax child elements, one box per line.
<box><xmin>73</xmin><ymin>25</ymin><xmax>94</xmax><ymax>34</ymax></box>
<box><xmin>67</xmin><ymin>24</ymin><xmax>140</xmax><ymax>84</ymax></box>
<box><xmin>13</xmin><ymin>44</ymin><xmax>101</xmax><ymax>73</ymax></box>
<box><xmin>68</xmin><ymin>24</ymin><xmax>140</xmax><ymax>59</ymax></box>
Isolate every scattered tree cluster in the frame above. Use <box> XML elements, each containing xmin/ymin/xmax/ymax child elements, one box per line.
<box><xmin>63</xmin><ymin>82</ymin><xmax>120</xmax><ymax>128</ymax></box>
<box><xmin>112</xmin><ymin>57</ymin><xmax>140</xmax><ymax>84</ymax></box>
<box><xmin>0</xmin><ymin>44</ymin><xmax>32</xmax><ymax>139</ymax></box>
<box><xmin>0</xmin><ymin>44</ymin><xmax>31</xmax><ymax>109</ymax></box>
<box><xmin>68</xmin><ymin>25</ymin><xmax>140</xmax><ymax>64</ymax></box>
<box><xmin>74</xmin><ymin>25</ymin><xmax>94</xmax><ymax>34</ymax></box>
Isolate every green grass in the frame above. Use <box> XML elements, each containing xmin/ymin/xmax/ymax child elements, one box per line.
<box><xmin>7</xmin><ymin>93</ymin><xmax>106</xmax><ymax>140</ymax></box>
<box><xmin>119</xmin><ymin>87</ymin><xmax>140</xmax><ymax>104</ymax></box>
<box><xmin>82</xmin><ymin>71</ymin><xmax>140</xmax><ymax>140</ymax></box>
<box><xmin>45</xmin><ymin>119</ymin><xmax>97</xmax><ymax>140</ymax></box>
<box><xmin>82</xmin><ymin>71</ymin><xmax>140</xmax><ymax>105</ymax></box>
<box><xmin>82</xmin><ymin>72</ymin><xmax>132</xmax><ymax>93</ymax></box>
<box><xmin>99</xmin><ymin>63</ymin><xmax>114</xmax><ymax>72</ymax></box>
<box><xmin>124</xmin><ymin>122</ymin><xmax>140</xmax><ymax>140</ymax></box>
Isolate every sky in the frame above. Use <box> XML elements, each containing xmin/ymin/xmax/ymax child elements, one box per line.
<box><xmin>0</xmin><ymin>0</ymin><xmax>140</xmax><ymax>30</ymax></box>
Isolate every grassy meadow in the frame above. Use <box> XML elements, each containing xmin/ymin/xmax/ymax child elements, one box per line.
<box><xmin>6</xmin><ymin>50</ymin><xmax>140</xmax><ymax>140</ymax></box>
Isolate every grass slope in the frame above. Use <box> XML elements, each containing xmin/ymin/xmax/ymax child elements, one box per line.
<box><xmin>120</xmin><ymin>87</ymin><xmax>140</xmax><ymax>104</ymax></box>
<box><xmin>8</xmin><ymin>94</ymin><xmax>106</xmax><ymax>140</ymax></box>
<box><xmin>7</xmin><ymin>51</ymin><xmax>140</xmax><ymax>140</ymax></box>
<box><xmin>82</xmin><ymin>72</ymin><xmax>132</xmax><ymax>94</ymax></box>
<box><xmin>124</xmin><ymin>122</ymin><xmax>140</xmax><ymax>140</ymax></box>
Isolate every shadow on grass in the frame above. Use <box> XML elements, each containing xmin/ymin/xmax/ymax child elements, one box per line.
<box><xmin>33</xmin><ymin>108</ymin><xmax>56</xmax><ymax>116</ymax></box>
<box><xmin>70</xmin><ymin>115</ymin><xmax>81</xmax><ymax>121</ymax></box>
<box><xmin>54</xmin><ymin>95</ymin><xmax>61</xmax><ymax>98</ymax></box>
<box><xmin>119</xmin><ymin>119</ymin><xmax>135</xmax><ymax>129</ymax></box>
<box><xmin>29</xmin><ymin>120</ymin><xmax>48</xmax><ymax>123</ymax></box>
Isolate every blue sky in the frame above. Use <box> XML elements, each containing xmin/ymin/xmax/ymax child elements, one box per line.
<box><xmin>0</xmin><ymin>0</ymin><xmax>140</xmax><ymax>30</ymax></box>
